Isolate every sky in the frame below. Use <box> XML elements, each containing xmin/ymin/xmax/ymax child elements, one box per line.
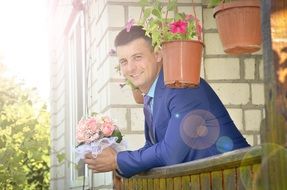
<box><xmin>0</xmin><ymin>0</ymin><xmax>50</xmax><ymax>101</ymax></box>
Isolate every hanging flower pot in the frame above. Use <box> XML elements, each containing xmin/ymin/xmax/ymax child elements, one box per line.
<box><xmin>162</xmin><ymin>40</ymin><xmax>204</xmax><ymax>88</ymax></box>
<box><xmin>213</xmin><ymin>0</ymin><xmax>261</xmax><ymax>55</ymax></box>
<box><xmin>136</xmin><ymin>0</ymin><xmax>203</xmax><ymax>88</ymax></box>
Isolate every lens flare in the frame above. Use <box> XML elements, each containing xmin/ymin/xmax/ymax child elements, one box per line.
<box><xmin>216</xmin><ymin>136</ymin><xmax>234</xmax><ymax>153</ymax></box>
<box><xmin>180</xmin><ymin>110</ymin><xmax>220</xmax><ymax>150</ymax></box>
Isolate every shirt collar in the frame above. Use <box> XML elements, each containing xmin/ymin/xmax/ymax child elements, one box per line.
<box><xmin>146</xmin><ymin>75</ymin><xmax>159</xmax><ymax>98</ymax></box>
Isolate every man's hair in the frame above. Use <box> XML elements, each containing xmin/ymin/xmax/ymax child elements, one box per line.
<box><xmin>114</xmin><ymin>25</ymin><xmax>153</xmax><ymax>49</ymax></box>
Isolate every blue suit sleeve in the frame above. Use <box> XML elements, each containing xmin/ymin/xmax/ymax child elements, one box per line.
<box><xmin>117</xmin><ymin>93</ymin><xmax>206</xmax><ymax>178</ymax></box>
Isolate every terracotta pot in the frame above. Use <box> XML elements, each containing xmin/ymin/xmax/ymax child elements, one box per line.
<box><xmin>132</xmin><ymin>88</ymin><xmax>143</xmax><ymax>104</ymax></box>
<box><xmin>162</xmin><ymin>40</ymin><xmax>204</xmax><ymax>88</ymax></box>
<box><xmin>213</xmin><ymin>0</ymin><xmax>261</xmax><ymax>55</ymax></box>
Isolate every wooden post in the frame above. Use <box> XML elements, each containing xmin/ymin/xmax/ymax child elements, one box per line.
<box><xmin>261</xmin><ymin>0</ymin><xmax>287</xmax><ymax>189</ymax></box>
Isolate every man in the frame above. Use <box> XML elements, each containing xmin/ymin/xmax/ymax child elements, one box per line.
<box><xmin>84</xmin><ymin>26</ymin><xmax>250</xmax><ymax>178</ymax></box>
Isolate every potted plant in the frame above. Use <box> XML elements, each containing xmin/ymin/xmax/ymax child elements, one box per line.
<box><xmin>137</xmin><ymin>0</ymin><xmax>204</xmax><ymax>88</ymax></box>
<box><xmin>209</xmin><ymin>0</ymin><xmax>261</xmax><ymax>55</ymax></box>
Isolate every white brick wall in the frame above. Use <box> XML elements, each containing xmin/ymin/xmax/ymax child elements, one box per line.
<box><xmin>204</xmin><ymin>33</ymin><xmax>225</xmax><ymax>55</ymax></box>
<box><xmin>50</xmin><ymin>0</ymin><xmax>265</xmax><ymax>189</ymax></box>
<box><xmin>244</xmin><ymin>58</ymin><xmax>256</xmax><ymax>79</ymax></box>
<box><xmin>205</xmin><ymin>58</ymin><xmax>240</xmax><ymax>80</ymax></box>
<box><xmin>210</xmin><ymin>83</ymin><xmax>250</xmax><ymax>105</ymax></box>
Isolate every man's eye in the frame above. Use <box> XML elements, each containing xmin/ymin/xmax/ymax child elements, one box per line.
<box><xmin>134</xmin><ymin>56</ymin><xmax>142</xmax><ymax>61</ymax></box>
<box><xmin>120</xmin><ymin>60</ymin><xmax>127</xmax><ymax>66</ymax></box>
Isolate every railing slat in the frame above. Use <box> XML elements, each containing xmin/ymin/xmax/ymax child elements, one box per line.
<box><xmin>200</xmin><ymin>173</ymin><xmax>211</xmax><ymax>190</ymax></box>
<box><xmin>211</xmin><ymin>170</ymin><xmax>223</xmax><ymax>189</ymax></box>
<box><xmin>252</xmin><ymin>164</ymin><xmax>262</xmax><ymax>189</ymax></box>
<box><xmin>237</xmin><ymin>165</ymin><xmax>252</xmax><ymax>190</ymax></box>
<box><xmin>181</xmin><ymin>176</ymin><xmax>191</xmax><ymax>190</ymax></box>
<box><xmin>128</xmin><ymin>179</ymin><xmax>133</xmax><ymax>190</ymax></box>
<box><xmin>154</xmin><ymin>178</ymin><xmax>160</xmax><ymax>189</ymax></box>
<box><xmin>147</xmin><ymin>178</ymin><xmax>154</xmax><ymax>190</ymax></box>
<box><xmin>190</xmin><ymin>175</ymin><xmax>200</xmax><ymax>190</ymax></box>
<box><xmin>142</xmin><ymin>179</ymin><xmax>148</xmax><ymax>190</ymax></box>
<box><xmin>166</xmin><ymin>178</ymin><xmax>173</xmax><ymax>190</ymax></box>
<box><xmin>173</xmin><ymin>177</ymin><xmax>181</xmax><ymax>190</ymax></box>
<box><xmin>136</xmin><ymin>178</ymin><xmax>143</xmax><ymax>190</ymax></box>
<box><xmin>123</xmin><ymin>179</ymin><xmax>128</xmax><ymax>190</ymax></box>
<box><xmin>159</xmin><ymin>178</ymin><xmax>166</xmax><ymax>190</ymax></box>
<box><xmin>223</xmin><ymin>168</ymin><xmax>236</xmax><ymax>189</ymax></box>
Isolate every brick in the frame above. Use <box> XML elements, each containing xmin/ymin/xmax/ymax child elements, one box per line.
<box><xmin>203</xmin><ymin>8</ymin><xmax>217</xmax><ymax>30</ymax></box>
<box><xmin>124</xmin><ymin>134</ymin><xmax>145</xmax><ymax>150</ymax></box>
<box><xmin>97</xmin><ymin>58</ymin><xmax>111</xmax><ymax>89</ymax></box>
<box><xmin>210</xmin><ymin>83</ymin><xmax>250</xmax><ymax>105</ymax></box>
<box><xmin>244</xmin><ymin>58</ymin><xmax>256</xmax><ymax>80</ymax></box>
<box><xmin>244</xmin><ymin>110</ymin><xmax>262</xmax><ymax>131</ymax></box>
<box><xmin>131</xmin><ymin>108</ymin><xmax>145</xmax><ymax>131</ymax></box>
<box><xmin>128</xmin><ymin>6</ymin><xmax>142</xmax><ymax>22</ymax></box>
<box><xmin>253</xmin><ymin>45</ymin><xmax>263</xmax><ymax>55</ymax></box>
<box><xmin>251</xmin><ymin>84</ymin><xmax>265</xmax><ymax>105</ymax></box>
<box><xmin>204</xmin><ymin>33</ymin><xmax>225</xmax><ymax>55</ymax></box>
<box><xmin>107</xmin><ymin>30</ymin><xmax>120</xmax><ymax>50</ymax></box>
<box><xmin>109</xmin><ymin>83</ymin><xmax>137</xmax><ymax>105</ymax></box>
<box><xmin>104</xmin><ymin>172</ymin><xmax>113</xmax><ymax>185</ymax></box>
<box><xmin>105</xmin><ymin>108</ymin><xmax>128</xmax><ymax>130</ymax></box>
<box><xmin>93</xmin><ymin>173</ymin><xmax>106</xmax><ymax>186</ymax></box>
<box><xmin>227</xmin><ymin>108</ymin><xmax>243</xmax><ymax>131</ymax></box>
<box><xmin>205</xmin><ymin>58</ymin><xmax>240</xmax><ymax>80</ymax></box>
<box><xmin>98</xmin><ymin>86</ymin><xmax>109</xmax><ymax>110</ymax></box>
<box><xmin>56</xmin><ymin>179</ymin><xmax>65</xmax><ymax>190</ymax></box>
<box><xmin>200</xmin><ymin>61</ymin><xmax>205</xmax><ymax>78</ymax></box>
<box><xmin>105</xmin><ymin>56</ymin><xmax>121</xmax><ymax>78</ymax></box>
<box><xmin>244</xmin><ymin>134</ymin><xmax>254</xmax><ymax>146</ymax></box>
<box><xmin>107</xmin><ymin>5</ymin><xmax>125</xmax><ymax>27</ymax></box>
<box><xmin>56</xmin><ymin>164</ymin><xmax>65</xmax><ymax>178</ymax></box>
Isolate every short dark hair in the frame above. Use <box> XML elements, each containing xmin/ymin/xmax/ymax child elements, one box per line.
<box><xmin>114</xmin><ymin>25</ymin><xmax>152</xmax><ymax>48</ymax></box>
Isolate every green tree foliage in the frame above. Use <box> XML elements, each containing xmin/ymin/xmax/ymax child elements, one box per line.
<box><xmin>0</xmin><ymin>63</ymin><xmax>50</xmax><ymax>189</ymax></box>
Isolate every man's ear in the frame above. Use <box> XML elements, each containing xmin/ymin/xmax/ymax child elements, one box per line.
<box><xmin>154</xmin><ymin>50</ymin><xmax>163</xmax><ymax>63</ymax></box>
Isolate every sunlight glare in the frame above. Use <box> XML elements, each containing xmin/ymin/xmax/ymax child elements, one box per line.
<box><xmin>0</xmin><ymin>0</ymin><xmax>50</xmax><ymax>101</ymax></box>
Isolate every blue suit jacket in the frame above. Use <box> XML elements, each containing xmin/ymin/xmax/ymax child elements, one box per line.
<box><xmin>117</xmin><ymin>69</ymin><xmax>249</xmax><ymax>178</ymax></box>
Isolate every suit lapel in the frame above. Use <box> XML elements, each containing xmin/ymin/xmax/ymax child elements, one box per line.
<box><xmin>152</xmin><ymin>69</ymin><xmax>165</xmax><ymax>142</ymax></box>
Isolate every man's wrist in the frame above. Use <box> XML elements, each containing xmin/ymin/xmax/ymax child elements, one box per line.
<box><xmin>113</xmin><ymin>154</ymin><xmax>118</xmax><ymax>170</ymax></box>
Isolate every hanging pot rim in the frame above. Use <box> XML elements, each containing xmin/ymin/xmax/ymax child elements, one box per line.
<box><xmin>213</xmin><ymin>0</ymin><xmax>261</xmax><ymax>18</ymax></box>
<box><xmin>162</xmin><ymin>39</ymin><xmax>205</xmax><ymax>47</ymax></box>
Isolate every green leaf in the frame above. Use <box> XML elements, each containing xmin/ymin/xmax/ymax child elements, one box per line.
<box><xmin>152</xmin><ymin>8</ymin><xmax>162</xmax><ymax>18</ymax></box>
<box><xmin>112</xmin><ymin>130</ymin><xmax>123</xmax><ymax>143</ymax></box>
<box><xmin>167</xmin><ymin>0</ymin><xmax>177</xmax><ymax>11</ymax></box>
<box><xmin>143</xmin><ymin>8</ymin><xmax>152</xmax><ymax>19</ymax></box>
<box><xmin>56</xmin><ymin>153</ymin><xmax>66</xmax><ymax>163</ymax></box>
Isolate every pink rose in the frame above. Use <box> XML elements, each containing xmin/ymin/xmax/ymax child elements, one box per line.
<box><xmin>85</xmin><ymin>118</ymin><xmax>99</xmax><ymax>132</ymax></box>
<box><xmin>102</xmin><ymin>122</ymin><xmax>115</xmax><ymax>137</ymax></box>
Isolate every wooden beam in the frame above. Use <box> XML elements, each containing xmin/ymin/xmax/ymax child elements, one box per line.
<box><xmin>261</xmin><ymin>0</ymin><xmax>287</xmax><ymax>189</ymax></box>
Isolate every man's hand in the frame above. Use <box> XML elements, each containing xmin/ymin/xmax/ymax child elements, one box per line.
<box><xmin>84</xmin><ymin>147</ymin><xmax>117</xmax><ymax>173</ymax></box>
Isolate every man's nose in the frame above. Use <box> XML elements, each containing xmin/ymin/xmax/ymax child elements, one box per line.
<box><xmin>125</xmin><ymin>61</ymin><xmax>136</xmax><ymax>73</ymax></box>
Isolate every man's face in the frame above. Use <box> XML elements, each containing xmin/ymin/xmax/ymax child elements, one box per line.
<box><xmin>117</xmin><ymin>38</ymin><xmax>162</xmax><ymax>93</ymax></box>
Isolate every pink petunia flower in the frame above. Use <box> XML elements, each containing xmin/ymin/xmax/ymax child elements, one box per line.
<box><xmin>125</xmin><ymin>19</ymin><xmax>135</xmax><ymax>32</ymax></box>
<box><xmin>169</xmin><ymin>20</ymin><xmax>188</xmax><ymax>34</ymax></box>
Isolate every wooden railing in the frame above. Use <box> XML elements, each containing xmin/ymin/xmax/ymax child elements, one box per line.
<box><xmin>114</xmin><ymin>146</ymin><xmax>263</xmax><ymax>190</ymax></box>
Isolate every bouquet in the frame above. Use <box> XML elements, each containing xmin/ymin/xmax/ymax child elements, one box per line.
<box><xmin>75</xmin><ymin>113</ymin><xmax>127</xmax><ymax>162</ymax></box>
